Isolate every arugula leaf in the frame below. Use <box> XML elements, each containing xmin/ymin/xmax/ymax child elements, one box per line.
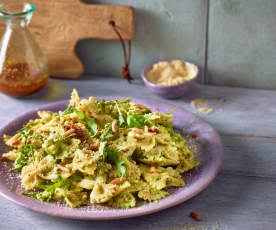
<box><xmin>166</xmin><ymin>106</ymin><xmax>178</xmax><ymax>114</ymax></box>
<box><xmin>29</xmin><ymin>134</ymin><xmax>43</xmax><ymax>139</ymax></box>
<box><xmin>11</xmin><ymin>154</ymin><xmax>27</xmax><ymax>172</ymax></box>
<box><xmin>117</xmin><ymin>99</ymin><xmax>132</xmax><ymax>104</ymax></box>
<box><xmin>99</xmin><ymin>141</ymin><xmax>107</xmax><ymax>160</ymax></box>
<box><xmin>100</xmin><ymin>123</ymin><xmax>114</xmax><ymax>141</ymax></box>
<box><xmin>45</xmin><ymin>148</ymin><xmax>53</xmax><ymax>156</ymax></box>
<box><xmin>47</xmin><ymin>135</ymin><xmax>71</xmax><ymax>145</ymax></box>
<box><xmin>72</xmin><ymin>108</ymin><xmax>85</xmax><ymax>120</ymax></box>
<box><xmin>115</xmin><ymin>101</ymin><xmax>125</xmax><ymax>127</ymax></box>
<box><xmin>105</xmin><ymin>98</ymin><xmax>131</xmax><ymax>105</ymax></box>
<box><xmin>72</xmin><ymin>108</ymin><xmax>98</xmax><ymax>136</ymax></box>
<box><xmin>62</xmin><ymin>105</ymin><xmax>74</xmax><ymax>115</ymax></box>
<box><xmin>11</xmin><ymin>144</ymin><xmax>34</xmax><ymax>172</ymax></box>
<box><xmin>106</xmin><ymin>147</ymin><xmax>126</xmax><ymax>177</ymax></box>
<box><xmin>19</xmin><ymin>124</ymin><xmax>30</xmax><ymax>138</ymax></box>
<box><xmin>115</xmin><ymin>160</ymin><xmax>126</xmax><ymax>177</ymax></box>
<box><xmin>21</xmin><ymin>192</ymin><xmax>52</xmax><ymax>202</ymax></box>
<box><xmin>166</xmin><ymin>127</ymin><xmax>175</xmax><ymax>136</ymax></box>
<box><xmin>33</xmin><ymin>174</ymin><xmax>82</xmax><ymax>202</ymax></box>
<box><xmin>97</xmin><ymin>99</ymin><xmax>106</xmax><ymax>113</ymax></box>
<box><xmin>127</xmin><ymin>114</ymin><xmax>146</xmax><ymax>128</ymax></box>
<box><xmin>86</xmin><ymin>119</ymin><xmax>98</xmax><ymax>136</ymax></box>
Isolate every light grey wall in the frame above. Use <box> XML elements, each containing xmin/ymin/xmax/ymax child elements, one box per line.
<box><xmin>77</xmin><ymin>0</ymin><xmax>276</xmax><ymax>90</ymax></box>
<box><xmin>77</xmin><ymin>0</ymin><xmax>208</xmax><ymax>83</ymax></box>
<box><xmin>208</xmin><ymin>0</ymin><xmax>276</xmax><ymax>89</ymax></box>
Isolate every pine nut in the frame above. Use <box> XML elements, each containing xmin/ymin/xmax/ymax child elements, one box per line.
<box><xmin>110</xmin><ymin>177</ymin><xmax>126</xmax><ymax>185</ymax></box>
<box><xmin>57</xmin><ymin>164</ymin><xmax>71</xmax><ymax>172</ymax></box>
<box><xmin>190</xmin><ymin>212</ymin><xmax>203</xmax><ymax>221</ymax></box>
<box><xmin>144</xmin><ymin>125</ymin><xmax>149</xmax><ymax>133</ymax></box>
<box><xmin>134</xmin><ymin>103</ymin><xmax>148</xmax><ymax>110</ymax></box>
<box><xmin>63</xmin><ymin>129</ymin><xmax>75</xmax><ymax>136</ymax></box>
<box><xmin>112</xmin><ymin>120</ymin><xmax>118</xmax><ymax>133</ymax></box>
<box><xmin>149</xmin><ymin>166</ymin><xmax>156</xmax><ymax>173</ymax></box>
<box><xmin>89</xmin><ymin>141</ymin><xmax>100</xmax><ymax>150</ymax></box>
<box><xmin>149</xmin><ymin>126</ymin><xmax>160</xmax><ymax>134</ymax></box>
<box><xmin>133</xmin><ymin>128</ymin><xmax>144</xmax><ymax>135</ymax></box>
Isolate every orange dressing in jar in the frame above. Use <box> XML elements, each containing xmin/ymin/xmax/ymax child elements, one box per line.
<box><xmin>0</xmin><ymin>3</ymin><xmax>49</xmax><ymax>97</ymax></box>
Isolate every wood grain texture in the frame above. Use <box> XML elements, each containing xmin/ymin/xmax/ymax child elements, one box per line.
<box><xmin>0</xmin><ymin>77</ymin><xmax>275</xmax><ymax>229</ymax></box>
<box><xmin>0</xmin><ymin>0</ymin><xmax>135</xmax><ymax>78</ymax></box>
<box><xmin>0</xmin><ymin>174</ymin><xmax>275</xmax><ymax>229</ymax></box>
<box><xmin>222</xmin><ymin>134</ymin><xmax>276</xmax><ymax>178</ymax></box>
<box><xmin>0</xmin><ymin>78</ymin><xmax>275</xmax><ymax>137</ymax></box>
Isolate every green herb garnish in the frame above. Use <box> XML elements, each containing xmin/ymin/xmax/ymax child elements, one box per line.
<box><xmin>166</xmin><ymin>106</ymin><xmax>178</xmax><ymax>114</ymax></box>
<box><xmin>100</xmin><ymin>123</ymin><xmax>114</xmax><ymax>141</ymax></box>
<box><xmin>115</xmin><ymin>101</ymin><xmax>125</xmax><ymax>127</ymax></box>
<box><xmin>11</xmin><ymin>144</ymin><xmax>34</xmax><ymax>172</ymax></box>
<box><xmin>62</xmin><ymin>105</ymin><xmax>74</xmax><ymax>115</ymax></box>
<box><xmin>19</xmin><ymin>124</ymin><xmax>31</xmax><ymax>138</ymax></box>
<box><xmin>99</xmin><ymin>141</ymin><xmax>107</xmax><ymax>160</ymax></box>
<box><xmin>47</xmin><ymin>135</ymin><xmax>72</xmax><ymax>145</ymax></box>
<box><xmin>29</xmin><ymin>174</ymin><xmax>82</xmax><ymax>202</ymax></box>
<box><xmin>127</xmin><ymin>114</ymin><xmax>146</xmax><ymax>128</ymax></box>
<box><xmin>72</xmin><ymin>108</ymin><xmax>98</xmax><ymax>136</ymax></box>
<box><xmin>106</xmin><ymin>147</ymin><xmax>126</xmax><ymax>177</ymax></box>
<box><xmin>21</xmin><ymin>192</ymin><xmax>51</xmax><ymax>202</ymax></box>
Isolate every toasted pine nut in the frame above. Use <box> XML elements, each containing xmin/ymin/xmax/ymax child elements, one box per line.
<box><xmin>135</xmin><ymin>103</ymin><xmax>148</xmax><ymax>109</ymax></box>
<box><xmin>144</xmin><ymin>125</ymin><xmax>149</xmax><ymax>133</ymax></box>
<box><xmin>119</xmin><ymin>146</ymin><xmax>129</xmax><ymax>152</ymax></box>
<box><xmin>133</xmin><ymin>128</ymin><xmax>144</xmax><ymax>135</ymax></box>
<box><xmin>110</xmin><ymin>177</ymin><xmax>126</xmax><ymax>185</ymax></box>
<box><xmin>111</xmin><ymin>186</ymin><xmax>118</xmax><ymax>192</ymax></box>
<box><xmin>12</xmin><ymin>139</ymin><xmax>21</xmax><ymax>146</ymax></box>
<box><xmin>1</xmin><ymin>156</ymin><xmax>8</xmax><ymax>161</ymax></box>
<box><xmin>35</xmin><ymin>130</ymin><xmax>48</xmax><ymax>134</ymax></box>
<box><xmin>57</xmin><ymin>164</ymin><xmax>71</xmax><ymax>172</ymax></box>
<box><xmin>112</xmin><ymin>120</ymin><xmax>118</xmax><ymax>133</ymax></box>
<box><xmin>72</xmin><ymin>118</ymin><xmax>78</xmax><ymax>124</ymax></box>
<box><xmin>149</xmin><ymin>126</ymin><xmax>160</xmax><ymax>134</ymax></box>
<box><xmin>98</xmin><ymin>130</ymin><xmax>104</xmax><ymax>135</ymax></box>
<box><xmin>149</xmin><ymin>166</ymin><xmax>156</xmax><ymax>173</ymax></box>
<box><xmin>89</xmin><ymin>141</ymin><xmax>100</xmax><ymax>150</ymax></box>
<box><xmin>63</xmin><ymin>129</ymin><xmax>75</xmax><ymax>136</ymax></box>
<box><xmin>190</xmin><ymin>212</ymin><xmax>203</xmax><ymax>221</ymax></box>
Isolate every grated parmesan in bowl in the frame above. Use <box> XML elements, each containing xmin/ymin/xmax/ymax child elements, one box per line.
<box><xmin>147</xmin><ymin>60</ymin><xmax>197</xmax><ymax>86</ymax></box>
<box><xmin>141</xmin><ymin>60</ymin><xmax>199</xmax><ymax>99</ymax></box>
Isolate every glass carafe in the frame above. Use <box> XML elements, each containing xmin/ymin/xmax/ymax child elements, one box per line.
<box><xmin>0</xmin><ymin>3</ymin><xmax>48</xmax><ymax>97</ymax></box>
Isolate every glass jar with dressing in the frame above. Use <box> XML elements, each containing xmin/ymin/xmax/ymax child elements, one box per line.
<box><xmin>0</xmin><ymin>3</ymin><xmax>48</xmax><ymax>97</ymax></box>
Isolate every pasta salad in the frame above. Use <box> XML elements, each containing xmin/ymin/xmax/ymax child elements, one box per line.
<box><xmin>2</xmin><ymin>90</ymin><xmax>199</xmax><ymax>208</ymax></box>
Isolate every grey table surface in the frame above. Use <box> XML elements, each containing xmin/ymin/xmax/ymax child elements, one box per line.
<box><xmin>0</xmin><ymin>76</ymin><xmax>275</xmax><ymax>230</ymax></box>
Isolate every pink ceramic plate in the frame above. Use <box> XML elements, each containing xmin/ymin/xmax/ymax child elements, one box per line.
<box><xmin>0</xmin><ymin>97</ymin><xmax>223</xmax><ymax>220</ymax></box>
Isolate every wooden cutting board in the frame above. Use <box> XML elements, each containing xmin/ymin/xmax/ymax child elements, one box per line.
<box><xmin>7</xmin><ymin>0</ymin><xmax>135</xmax><ymax>78</ymax></box>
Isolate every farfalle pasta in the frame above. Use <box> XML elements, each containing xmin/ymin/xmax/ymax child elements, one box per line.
<box><xmin>2</xmin><ymin>89</ymin><xmax>199</xmax><ymax>208</ymax></box>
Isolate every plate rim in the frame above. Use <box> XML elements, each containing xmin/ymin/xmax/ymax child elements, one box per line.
<box><xmin>0</xmin><ymin>96</ymin><xmax>224</xmax><ymax>220</ymax></box>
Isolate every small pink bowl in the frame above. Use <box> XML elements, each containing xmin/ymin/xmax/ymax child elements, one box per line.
<box><xmin>141</xmin><ymin>60</ymin><xmax>199</xmax><ymax>99</ymax></box>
